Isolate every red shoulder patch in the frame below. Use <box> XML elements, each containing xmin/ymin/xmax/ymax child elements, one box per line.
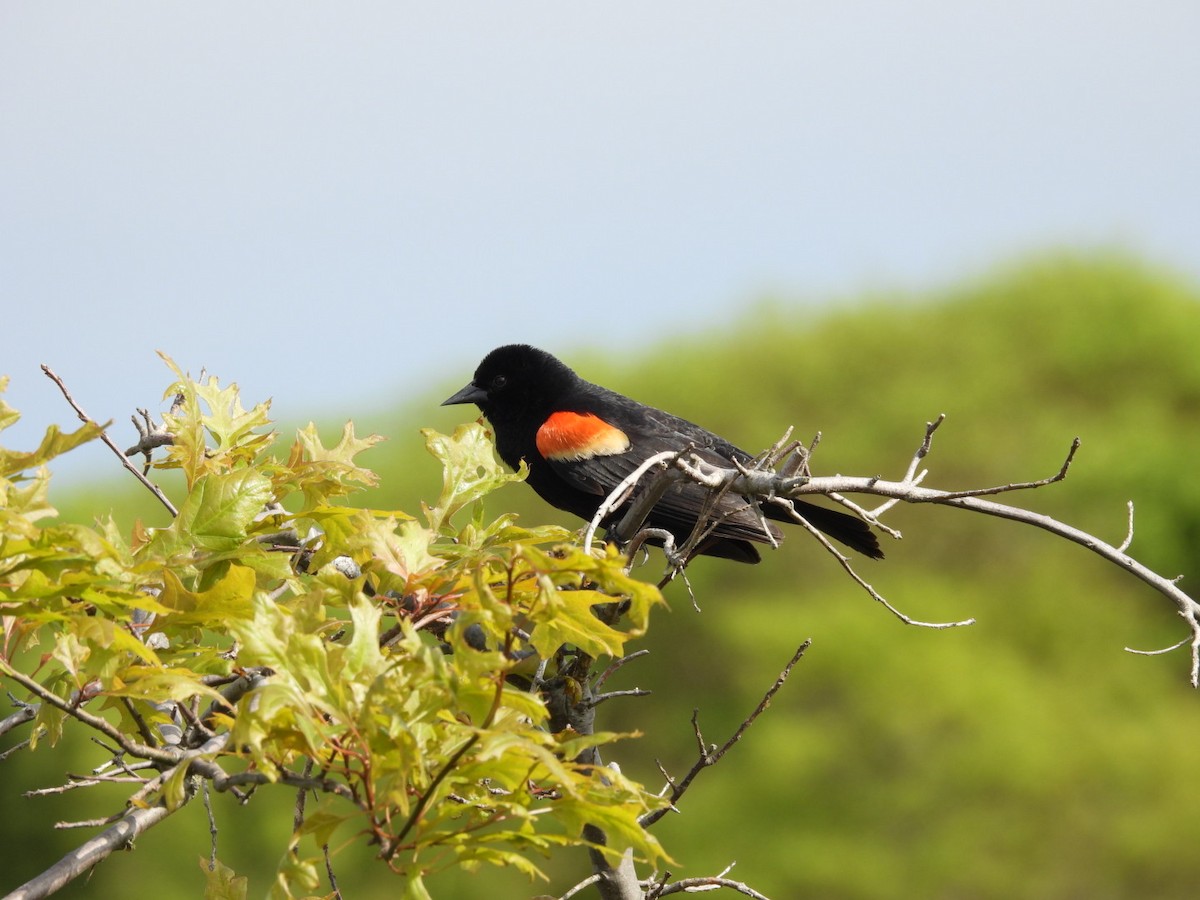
<box><xmin>536</xmin><ymin>411</ymin><xmax>630</xmax><ymax>461</ymax></box>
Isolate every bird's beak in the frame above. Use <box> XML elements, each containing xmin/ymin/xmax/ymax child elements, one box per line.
<box><xmin>442</xmin><ymin>383</ymin><xmax>487</xmax><ymax>407</ymax></box>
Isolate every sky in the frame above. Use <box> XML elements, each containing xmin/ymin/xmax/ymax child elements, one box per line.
<box><xmin>2</xmin><ymin>2</ymin><xmax>1197</xmax><ymax>483</ymax></box>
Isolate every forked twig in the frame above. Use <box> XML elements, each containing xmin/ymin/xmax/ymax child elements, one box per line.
<box><xmin>40</xmin><ymin>365</ymin><xmax>178</xmax><ymax>517</ymax></box>
<box><xmin>641</xmin><ymin>641</ymin><xmax>810</xmax><ymax>829</ymax></box>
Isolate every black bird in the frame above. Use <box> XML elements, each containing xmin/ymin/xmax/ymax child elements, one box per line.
<box><xmin>443</xmin><ymin>344</ymin><xmax>882</xmax><ymax>563</ymax></box>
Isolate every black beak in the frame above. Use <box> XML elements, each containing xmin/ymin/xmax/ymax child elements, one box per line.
<box><xmin>442</xmin><ymin>383</ymin><xmax>487</xmax><ymax>407</ymax></box>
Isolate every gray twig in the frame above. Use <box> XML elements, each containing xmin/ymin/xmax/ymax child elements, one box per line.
<box><xmin>40</xmin><ymin>365</ymin><xmax>178</xmax><ymax>517</ymax></box>
<box><xmin>6</xmin><ymin>803</ymin><xmax>175</xmax><ymax>899</ymax></box>
<box><xmin>642</xmin><ymin>641</ymin><xmax>811</xmax><ymax>829</ymax></box>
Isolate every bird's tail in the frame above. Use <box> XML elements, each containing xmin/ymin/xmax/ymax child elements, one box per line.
<box><xmin>771</xmin><ymin>500</ymin><xmax>884</xmax><ymax>559</ymax></box>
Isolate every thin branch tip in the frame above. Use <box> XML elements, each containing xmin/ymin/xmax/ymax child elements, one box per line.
<box><xmin>40</xmin><ymin>365</ymin><xmax>179</xmax><ymax>517</ymax></box>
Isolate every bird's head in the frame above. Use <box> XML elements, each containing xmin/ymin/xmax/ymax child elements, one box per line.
<box><xmin>442</xmin><ymin>344</ymin><xmax>578</xmax><ymax>419</ymax></box>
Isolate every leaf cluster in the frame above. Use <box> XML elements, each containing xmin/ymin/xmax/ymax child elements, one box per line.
<box><xmin>0</xmin><ymin>361</ymin><xmax>666</xmax><ymax>897</ymax></box>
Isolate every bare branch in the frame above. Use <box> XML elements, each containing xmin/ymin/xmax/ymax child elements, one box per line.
<box><xmin>185</xmin><ymin>758</ymin><xmax>358</xmax><ymax>804</ymax></box>
<box><xmin>0</xmin><ymin>737</ymin><xmax>32</xmax><ymax>762</ymax></box>
<box><xmin>672</xmin><ymin>456</ymin><xmax>779</xmax><ymax>559</ymax></box>
<box><xmin>647</xmin><ymin>861</ymin><xmax>772</xmax><ymax>899</ymax></box>
<box><xmin>54</xmin><ymin>815</ymin><xmax>124</xmax><ymax>830</ymax></box>
<box><xmin>650</xmin><ymin>874</ymin><xmax>771</xmax><ymax>899</ymax></box>
<box><xmin>869</xmin><ymin>414</ymin><xmax>942</xmax><ymax>518</ymax></box>
<box><xmin>625</xmin><ymin>528</ymin><xmax>679</xmax><ymax>567</ymax></box>
<box><xmin>40</xmin><ymin>365</ymin><xmax>178</xmax><ymax>517</ymax></box>
<box><xmin>592</xmin><ymin>688</ymin><xmax>652</xmax><ymax>706</ymax></box>
<box><xmin>1125</xmin><ymin>637</ymin><xmax>1190</xmax><ymax>657</ymax></box>
<box><xmin>0</xmin><ymin>701</ymin><xmax>35</xmax><ymax>738</ymax></box>
<box><xmin>918</xmin><ymin>436</ymin><xmax>1080</xmax><ymax>500</ymax></box>
<box><xmin>323</xmin><ymin>841</ymin><xmax>344</xmax><ymax>900</ymax></box>
<box><xmin>204</xmin><ymin>781</ymin><xmax>218</xmax><ymax>873</ymax></box>
<box><xmin>126</xmin><ymin>405</ymin><xmax>177</xmax><ymax>459</ymax></box>
<box><xmin>790</xmin><ymin>460</ymin><xmax>1200</xmax><ymax>682</ymax></box>
<box><xmin>594</xmin><ymin>650</ymin><xmax>651</xmax><ymax>690</ymax></box>
<box><xmin>813</xmin><ymin>477</ymin><xmax>1200</xmax><ymax>675</ymax></box>
<box><xmin>120</xmin><ymin>696</ymin><xmax>159</xmax><ymax>748</ymax></box>
<box><xmin>774</xmin><ymin>502</ymin><xmax>974</xmax><ymax>630</ymax></box>
<box><xmin>593</xmin><ymin>413</ymin><xmax>1200</xmax><ymax>683</ymax></box>
<box><xmin>1118</xmin><ymin>500</ymin><xmax>1136</xmax><ymax>553</ymax></box>
<box><xmin>5</xmin><ymin>803</ymin><xmax>175</xmax><ymax>900</ymax></box>
<box><xmin>642</xmin><ymin>641</ymin><xmax>810</xmax><ymax>829</ymax></box>
<box><xmin>293</xmin><ymin>757</ymin><xmax>314</xmax><ymax>836</ymax></box>
<box><xmin>1</xmin><ymin>662</ymin><xmax>180</xmax><ymax>766</ymax></box>
<box><xmin>26</xmin><ymin>777</ymin><xmax>106</xmax><ymax>798</ymax></box>
<box><xmin>559</xmin><ymin>873</ymin><xmax>602</xmax><ymax>900</ymax></box>
<box><xmin>584</xmin><ymin>450</ymin><xmax>682</xmax><ymax>551</ymax></box>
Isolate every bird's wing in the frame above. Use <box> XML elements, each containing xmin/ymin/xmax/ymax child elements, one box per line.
<box><xmin>539</xmin><ymin>405</ymin><xmax>781</xmax><ymax>545</ymax></box>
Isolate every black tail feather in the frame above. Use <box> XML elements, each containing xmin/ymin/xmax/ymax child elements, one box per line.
<box><xmin>771</xmin><ymin>500</ymin><xmax>884</xmax><ymax>559</ymax></box>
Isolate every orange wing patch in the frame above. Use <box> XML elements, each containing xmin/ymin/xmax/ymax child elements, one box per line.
<box><xmin>536</xmin><ymin>411</ymin><xmax>630</xmax><ymax>461</ymax></box>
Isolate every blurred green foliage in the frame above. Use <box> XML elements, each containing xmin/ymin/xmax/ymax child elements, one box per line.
<box><xmin>7</xmin><ymin>254</ymin><xmax>1200</xmax><ymax>898</ymax></box>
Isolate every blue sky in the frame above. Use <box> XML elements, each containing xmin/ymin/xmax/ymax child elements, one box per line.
<box><xmin>3</xmin><ymin>2</ymin><xmax>1197</xmax><ymax>482</ymax></box>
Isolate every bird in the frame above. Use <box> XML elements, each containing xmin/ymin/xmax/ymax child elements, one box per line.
<box><xmin>442</xmin><ymin>344</ymin><xmax>882</xmax><ymax>564</ymax></box>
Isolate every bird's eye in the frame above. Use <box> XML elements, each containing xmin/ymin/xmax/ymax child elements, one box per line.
<box><xmin>490</xmin><ymin>374</ymin><xmax>508</xmax><ymax>391</ymax></box>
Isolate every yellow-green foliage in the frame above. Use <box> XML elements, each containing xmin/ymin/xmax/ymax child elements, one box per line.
<box><xmin>0</xmin><ymin>361</ymin><xmax>666</xmax><ymax>898</ymax></box>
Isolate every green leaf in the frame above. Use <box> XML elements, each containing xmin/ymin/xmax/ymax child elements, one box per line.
<box><xmin>158</xmin><ymin>565</ymin><xmax>256</xmax><ymax>625</ymax></box>
<box><xmin>295</xmin><ymin>809</ymin><xmax>351</xmax><ymax>849</ymax></box>
<box><xmin>4</xmin><ymin>466</ymin><xmax>56</xmax><ymax>523</ymax></box>
<box><xmin>400</xmin><ymin>875</ymin><xmax>434</xmax><ymax>900</ymax></box>
<box><xmin>276</xmin><ymin>421</ymin><xmax>382</xmax><ymax>514</ymax></box>
<box><xmin>200</xmin><ymin>857</ymin><xmax>249</xmax><ymax>900</ymax></box>
<box><xmin>0</xmin><ymin>419</ymin><xmax>106</xmax><ymax>478</ymax></box>
<box><xmin>154</xmin><ymin>353</ymin><xmax>276</xmax><ymax>484</ymax></box>
<box><xmin>554</xmin><ymin>768</ymin><xmax>671</xmax><ymax>868</ymax></box>
<box><xmin>336</xmin><ymin>593</ymin><xmax>384</xmax><ymax>688</ymax></box>
<box><xmin>0</xmin><ymin>375</ymin><xmax>18</xmax><ymax>432</ymax></box>
<box><xmin>50</xmin><ymin>629</ymin><xmax>90</xmax><ymax>678</ymax></box>
<box><xmin>528</xmin><ymin>588</ymin><xmax>631</xmax><ymax>659</ymax></box>
<box><xmin>173</xmin><ymin>470</ymin><xmax>273</xmax><ymax>552</ymax></box>
<box><xmin>271</xmin><ymin>850</ymin><xmax>321</xmax><ymax>900</ymax></box>
<box><xmin>193</xmin><ymin>374</ymin><xmax>273</xmax><ymax>454</ymax></box>
<box><xmin>421</xmin><ymin>423</ymin><xmax>526</xmax><ymax>530</ymax></box>
<box><xmin>366</xmin><ymin>518</ymin><xmax>445</xmax><ymax>583</ymax></box>
<box><xmin>162</xmin><ymin>757</ymin><xmax>192</xmax><ymax>810</ymax></box>
<box><xmin>515</xmin><ymin>544</ymin><xmax>664</xmax><ymax>658</ymax></box>
<box><xmin>107</xmin><ymin>667</ymin><xmax>226</xmax><ymax>705</ymax></box>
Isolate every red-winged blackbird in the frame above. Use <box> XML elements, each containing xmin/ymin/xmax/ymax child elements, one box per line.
<box><xmin>443</xmin><ymin>344</ymin><xmax>882</xmax><ymax>563</ymax></box>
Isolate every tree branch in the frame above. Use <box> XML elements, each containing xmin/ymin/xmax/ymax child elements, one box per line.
<box><xmin>5</xmin><ymin>803</ymin><xmax>176</xmax><ymax>900</ymax></box>
<box><xmin>584</xmin><ymin>450</ymin><xmax>682</xmax><ymax>552</ymax></box>
<box><xmin>586</xmin><ymin>413</ymin><xmax>1200</xmax><ymax>685</ymax></box>
<box><xmin>0</xmin><ymin>662</ymin><xmax>181</xmax><ymax>766</ymax></box>
<box><xmin>787</xmin><ymin>471</ymin><xmax>1200</xmax><ymax>678</ymax></box>
<box><xmin>642</xmin><ymin>641</ymin><xmax>810</xmax><ymax>829</ymax></box>
<box><xmin>40</xmin><ymin>365</ymin><xmax>178</xmax><ymax>517</ymax></box>
<box><xmin>0</xmin><ymin>701</ymin><xmax>35</xmax><ymax>738</ymax></box>
<box><xmin>646</xmin><ymin>860</ymin><xmax>772</xmax><ymax>900</ymax></box>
